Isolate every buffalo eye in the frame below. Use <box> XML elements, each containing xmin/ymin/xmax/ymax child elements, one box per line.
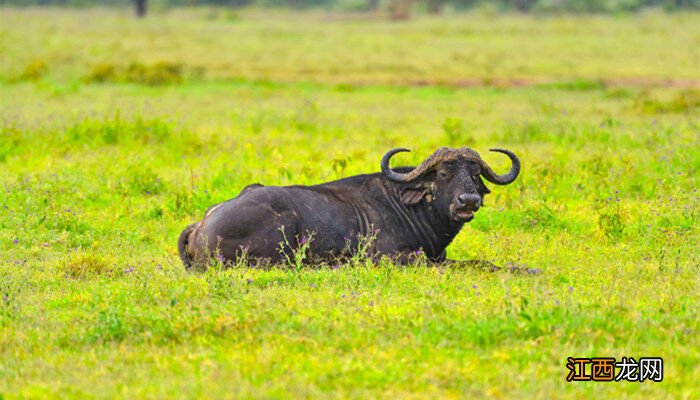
<box><xmin>438</xmin><ymin>171</ymin><xmax>449</xmax><ymax>179</ymax></box>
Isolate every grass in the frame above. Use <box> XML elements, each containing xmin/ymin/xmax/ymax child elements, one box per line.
<box><xmin>1</xmin><ymin>7</ymin><xmax>699</xmax><ymax>399</ymax></box>
<box><xmin>2</xmin><ymin>8</ymin><xmax>700</xmax><ymax>84</ymax></box>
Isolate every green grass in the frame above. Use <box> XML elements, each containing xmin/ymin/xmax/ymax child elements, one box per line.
<box><xmin>1</xmin><ymin>8</ymin><xmax>699</xmax><ymax>399</ymax></box>
<box><xmin>2</xmin><ymin>8</ymin><xmax>700</xmax><ymax>84</ymax></box>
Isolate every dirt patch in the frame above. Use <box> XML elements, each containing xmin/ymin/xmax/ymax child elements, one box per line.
<box><xmin>398</xmin><ymin>77</ymin><xmax>700</xmax><ymax>89</ymax></box>
<box><xmin>601</xmin><ymin>78</ymin><xmax>700</xmax><ymax>89</ymax></box>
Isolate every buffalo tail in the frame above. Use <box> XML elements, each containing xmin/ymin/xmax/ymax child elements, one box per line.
<box><xmin>178</xmin><ymin>223</ymin><xmax>196</xmax><ymax>270</ymax></box>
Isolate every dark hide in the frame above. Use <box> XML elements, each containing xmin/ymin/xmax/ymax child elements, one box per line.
<box><xmin>179</xmin><ymin>152</ymin><xmax>517</xmax><ymax>269</ymax></box>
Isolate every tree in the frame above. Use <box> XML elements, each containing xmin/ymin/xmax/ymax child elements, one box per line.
<box><xmin>427</xmin><ymin>0</ymin><xmax>446</xmax><ymax>14</ymax></box>
<box><xmin>512</xmin><ymin>0</ymin><xmax>536</xmax><ymax>13</ymax></box>
<box><xmin>388</xmin><ymin>0</ymin><xmax>412</xmax><ymax>19</ymax></box>
<box><xmin>135</xmin><ymin>0</ymin><xmax>147</xmax><ymax>18</ymax></box>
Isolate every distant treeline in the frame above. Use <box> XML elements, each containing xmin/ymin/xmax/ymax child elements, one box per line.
<box><xmin>2</xmin><ymin>0</ymin><xmax>699</xmax><ymax>13</ymax></box>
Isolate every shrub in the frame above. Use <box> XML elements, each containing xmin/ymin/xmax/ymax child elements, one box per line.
<box><xmin>61</xmin><ymin>252</ymin><xmax>117</xmax><ymax>279</ymax></box>
<box><xmin>83</xmin><ymin>61</ymin><xmax>185</xmax><ymax>85</ymax></box>
<box><xmin>15</xmin><ymin>59</ymin><xmax>49</xmax><ymax>82</ymax></box>
<box><xmin>124</xmin><ymin>61</ymin><xmax>184</xmax><ymax>85</ymax></box>
<box><xmin>83</xmin><ymin>63</ymin><xmax>119</xmax><ymax>83</ymax></box>
<box><xmin>633</xmin><ymin>89</ymin><xmax>700</xmax><ymax>114</ymax></box>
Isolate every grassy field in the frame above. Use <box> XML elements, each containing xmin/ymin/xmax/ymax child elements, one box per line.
<box><xmin>1</xmin><ymin>8</ymin><xmax>699</xmax><ymax>399</ymax></box>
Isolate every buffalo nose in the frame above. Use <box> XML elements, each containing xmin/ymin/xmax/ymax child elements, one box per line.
<box><xmin>457</xmin><ymin>193</ymin><xmax>481</xmax><ymax>209</ymax></box>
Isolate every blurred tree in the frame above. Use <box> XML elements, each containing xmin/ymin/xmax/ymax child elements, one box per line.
<box><xmin>427</xmin><ymin>0</ymin><xmax>446</xmax><ymax>13</ymax></box>
<box><xmin>135</xmin><ymin>0</ymin><xmax>146</xmax><ymax>17</ymax></box>
<box><xmin>367</xmin><ymin>0</ymin><xmax>379</xmax><ymax>10</ymax></box>
<box><xmin>388</xmin><ymin>0</ymin><xmax>412</xmax><ymax>19</ymax></box>
<box><xmin>447</xmin><ymin>0</ymin><xmax>479</xmax><ymax>11</ymax></box>
<box><xmin>512</xmin><ymin>0</ymin><xmax>536</xmax><ymax>12</ymax></box>
<box><xmin>204</xmin><ymin>0</ymin><xmax>256</xmax><ymax>6</ymax></box>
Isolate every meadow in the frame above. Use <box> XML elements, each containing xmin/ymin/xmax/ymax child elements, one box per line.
<box><xmin>1</xmin><ymin>7</ymin><xmax>699</xmax><ymax>399</ymax></box>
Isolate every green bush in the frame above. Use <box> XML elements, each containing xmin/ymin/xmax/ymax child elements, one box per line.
<box><xmin>14</xmin><ymin>59</ymin><xmax>49</xmax><ymax>82</ymax></box>
<box><xmin>83</xmin><ymin>61</ymin><xmax>185</xmax><ymax>85</ymax></box>
<box><xmin>61</xmin><ymin>252</ymin><xmax>117</xmax><ymax>279</ymax></box>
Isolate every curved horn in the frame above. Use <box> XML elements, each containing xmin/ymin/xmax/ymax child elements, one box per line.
<box><xmin>381</xmin><ymin>148</ymin><xmax>412</xmax><ymax>182</ymax></box>
<box><xmin>478</xmin><ymin>148</ymin><xmax>520</xmax><ymax>185</ymax></box>
<box><xmin>382</xmin><ymin>147</ymin><xmax>459</xmax><ymax>183</ymax></box>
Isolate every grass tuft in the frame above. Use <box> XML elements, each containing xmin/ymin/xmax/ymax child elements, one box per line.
<box><xmin>60</xmin><ymin>252</ymin><xmax>117</xmax><ymax>279</ymax></box>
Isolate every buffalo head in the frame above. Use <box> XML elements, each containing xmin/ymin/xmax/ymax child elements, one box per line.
<box><xmin>381</xmin><ymin>147</ymin><xmax>520</xmax><ymax>222</ymax></box>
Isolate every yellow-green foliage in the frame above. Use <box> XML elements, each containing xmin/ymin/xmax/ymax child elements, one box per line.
<box><xmin>83</xmin><ymin>62</ymin><xmax>185</xmax><ymax>85</ymax></box>
<box><xmin>82</xmin><ymin>63</ymin><xmax>118</xmax><ymax>83</ymax></box>
<box><xmin>0</xmin><ymin>8</ymin><xmax>698</xmax><ymax>399</ymax></box>
<box><xmin>61</xmin><ymin>252</ymin><xmax>117</xmax><ymax>279</ymax></box>
<box><xmin>12</xmin><ymin>59</ymin><xmax>49</xmax><ymax>82</ymax></box>
<box><xmin>633</xmin><ymin>89</ymin><xmax>700</xmax><ymax>114</ymax></box>
<box><xmin>122</xmin><ymin>62</ymin><xmax>184</xmax><ymax>85</ymax></box>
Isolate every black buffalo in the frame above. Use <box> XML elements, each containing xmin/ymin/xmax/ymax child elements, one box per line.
<box><xmin>178</xmin><ymin>147</ymin><xmax>520</xmax><ymax>269</ymax></box>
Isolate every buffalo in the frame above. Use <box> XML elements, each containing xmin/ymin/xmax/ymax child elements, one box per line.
<box><xmin>178</xmin><ymin>147</ymin><xmax>520</xmax><ymax>269</ymax></box>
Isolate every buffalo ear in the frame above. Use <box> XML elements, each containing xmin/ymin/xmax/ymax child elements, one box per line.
<box><xmin>400</xmin><ymin>185</ymin><xmax>429</xmax><ymax>206</ymax></box>
<box><xmin>478</xmin><ymin>177</ymin><xmax>491</xmax><ymax>195</ymax></box>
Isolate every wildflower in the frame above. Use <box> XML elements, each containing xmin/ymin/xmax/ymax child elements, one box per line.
<box><xmin>310</xmin><ymin>283</ymin><xmax>317</xmax><ymax>288</ymax></box>
<box><xmin>217</xmin><ymin>253</ymin><xmax>225</xmax><ymax>262</ymax></box>
<box><xmin>124</xmin><ymin>267</ymin><xmax>134</xmax><ymax>274</ymax></box>
<box><xmin>331</xmin><ymin>264</ymin><xmax>340</xmax><ymax>269</ymax></box>
<box><xmin>12</xmin><ymin>238</ymin><xmax>18</xmax><ymax>245</ymax></box>
<box><xmin>246</xmin><ymin>278</ymin><xmax>254</xmax><ymax>284</ymax></box>
<box><xmin>568</xmin><ymin>286</ymin><xmax>574</xmax><ymax>293</ymax></box>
